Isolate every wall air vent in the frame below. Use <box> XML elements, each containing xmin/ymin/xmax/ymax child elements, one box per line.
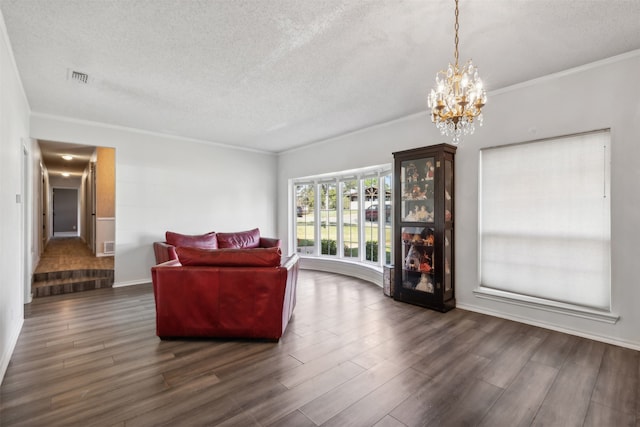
<box><xmin>103</xmin><ymin>241</ymin><xmax>115</xmax><ymax>254</ymax></box>
<box><xmin>70</xmin><ymin>70</ymin><xmax>89</xmax><ymax>84</ymax></box>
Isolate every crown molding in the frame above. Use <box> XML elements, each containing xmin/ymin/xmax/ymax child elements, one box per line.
<box><xmin>30</xmin><ymin>112</ymin><xmax>275</xmax><ymax>156</ymax></box>
<box><xmin>489</xmin><ymin>49</ymin><xmax>640</xmax><ymax>97</ymax></box>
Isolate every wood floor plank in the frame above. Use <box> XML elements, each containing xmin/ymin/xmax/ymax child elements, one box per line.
<box><xmin>410</xmin><ymin>316</ymin><xmax>479</xmax><ymax>356</ymax></box>
<box><xmin>389</xmin><ymin>352</ymin><xmax>492</xmax><ymax>426</ymax></box>
<box><xmin>321</xmin><ymin>367</ymin><xmax>430</xmax><ymax>427</ymax></box>
<box><xmin>232</xmin><ymin>361</ymin><xmax>365</xmax><ymax>426</ymax></box>
<box><xmin>411</xmin><ymin>327</ymin><xmax>488</xmax><ymax>377</ymax></box>
<box><xmin>0</xmin><ymin>396</ymin><xmax>51</xmax><ymax>426</ymax></box>
<box><xmin>424</xmin><ymin>378</ymin><xmax>503</xmax><ymax>427</ymax></box>
<box><xmin>165</xmin><ymin>376</ymin><xmax>289</xmax><ymax>426</ymax></box>
<box><xmin>564</xmin><ymin>336</ymin><xmax>607</xmax><ymax>369</ymax></box>
<box><xmin>25</xmin><ymin>375</ymin><xmax>169</xmax><ymax>427</ymax></box>
<box><xmin>2</xmin><ymin>270</ymin><xmax>639</xmax><ymax>427</ymax></box>
<box><xmin>161</xmin><ymin>342</ymin><xmax>268</xmax><ymax>387</ymax></box>
<box><xmin>479</xmin><ymin>332</ymin><xmax>543</xmax><ymax>388</ymax></box>
<box><xmin>479</xmin><ymin>360</ymin><xmax>558</xmax><ymax>427</ymax></box>
<box><xmin>276</xmin><ymin>336</ymin><xmax>379</xmax><ymax>389</ymax></box>
<box><xmin>591</xmin><ymin>345</ymin><xmax>639</xmax><ymax>416</ymax></box>
<box><xmin>583</xmin><ymin>401</ymin><xmax>637</xmax><ymax>427</ymax></box>
<box><xmin>372</xmin><ymin>415</ymin><xmax>408</xmax><ymax>427</ymax></box>
<box><xmin>470</xmin><ymin>319</ymin><xmax>528</xmax><ymax>359</ymax></box>
<box><xmin>1</xmin><ymin>351</ymin><xmax>175</xmax><ymax>411</ymax></box>
<box><xmin>266</xmin><ymin>410</ymin><xmax>316</xmax><ymax>427</ymax></box>
<box><xmin>530</xmin><ymin>330</ymin><xmax>579</xmax><ymax>368</ymax></box>
<box><xmin>299</xmin><ymin>351</ymin><xmax>419</xmax><ymax>425</ymax></box>
<box><xmin>123</xmin><ymin>378</ymin><xmax>239</xmax><ymax>427</ymax></box>
<box><xmin>531</xmin><ymin>361</ymin><xmax>599</xmax><ymax>427</ymax></box>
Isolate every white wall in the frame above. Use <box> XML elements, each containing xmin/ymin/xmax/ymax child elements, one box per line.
<box><xmin>277</xmin><ymin>51</ymin><xmax>640</xmax><ymax>349</ymax></box>
<box><xmin>0</xmin><ymin>9</ymin><xmax>30</xmax><ymax>384</ymax></box>
<box><xmin>30</xmin><ymin>115</ymin><xmax>278</xmax><ymax>286</ymax></box>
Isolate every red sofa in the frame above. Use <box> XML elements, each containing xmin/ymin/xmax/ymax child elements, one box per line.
<box><xmin>153</xmin><ymin>228</ymin><xmax>281</xmax><ymax>264</ymax></box>
<box><xmin>151</xmin><ymin>246</ymin><xmax>299</xmax><ymax>340</ymax></box>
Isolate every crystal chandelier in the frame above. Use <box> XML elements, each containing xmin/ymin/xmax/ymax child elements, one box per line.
<box><xmin>427</xmin><ymin>0</ymin><xmax>486</xmax><ymax>144</ymax></box>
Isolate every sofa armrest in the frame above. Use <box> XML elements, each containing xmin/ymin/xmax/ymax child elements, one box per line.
<box><xmin>281</xmin><ymin>253</ymin><xmax>299</xmax><ymax>270</ymax></box>
<box><xmin>154</xmin><ymin>259</ymin><xmax>181</xmax><ymax>268</ymax></box>
<box><xmin>280</xmin><ymin>254</ymin><xmax>299</xmax><ymax>334</ymax></box>
<box><xmin>259</xmin><ymin>237</ymin><xmax>281</xmax><ymax>249</ymax></box>
<box><xmin>153</xmin><ymin>241</ymin><xmax>178</xmax><ymax>265</ymax></box>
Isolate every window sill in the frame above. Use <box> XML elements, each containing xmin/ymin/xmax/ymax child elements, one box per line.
<box><xmin>298</xmin><ymin>256</ymin><xmax>383</xmax><ymax>287</ymax></box>
<box><xmin>472</xmin><ymin>286</ymin><xmax>619</xmax><ymax>324</ymax></box>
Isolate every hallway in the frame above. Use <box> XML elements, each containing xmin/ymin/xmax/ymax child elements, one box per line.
<box><xmin>33</xmin><ymin>237</ymin><xmax>114</xmax><ymax>297</ymax></box>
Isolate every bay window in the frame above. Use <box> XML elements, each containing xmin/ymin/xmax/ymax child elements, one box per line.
<box><xmin>292</xmin><ymin>165</ymin><xmax>392</xmax><ymax>268</ymax></box>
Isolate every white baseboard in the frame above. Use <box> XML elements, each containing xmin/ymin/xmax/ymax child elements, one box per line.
<box><xmin>113</xmin><ymin>278</ymin><xmax>151</xmax><ymax>288</ymax></box>
<box><xmin>96</xmin><ymin>252</ymin><xmax>114</xmax><ymax>258</ymax></box>
<box><xmin>53</xmin><ymin>231</ymin><xmax>78</xmax><ymax>237</ymax></box>
<box><xmin>457</xmin><ymin>302</ymin><xmax>640</xmax><ymax>351</ymax></box>
<box><xmin>0</xmin><ymin>317</ymin><xmax>24</xmax><ymax>386</ymax></box>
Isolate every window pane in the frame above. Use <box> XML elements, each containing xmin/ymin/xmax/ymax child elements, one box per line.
<box><xmin>383</xmin><ymin>173</ymin><xmax>393</xmax><ymax>264</ymax></box>
<box><xmin>320</xmin><ymin>183</ymin><xmax>337</xmax><ymax>255</ymax></box>
<box><xmin>342</xmin><ymin>180</ymin><xmax>358</xmax><ymax>259</ymax></box>
<box><xmin>364</xmin><ymin>177</ymin><xmax>379</xmax><ymax>262</ymax></box>
<box><xmin>295</xmin><ymin>184</ymin><xmax>314</xmax><ymax>255</ymax></box>
<box><xmin>480</xmin><ymin>131</ymin><xmax>611</xmax><ymax>309</ymax></box>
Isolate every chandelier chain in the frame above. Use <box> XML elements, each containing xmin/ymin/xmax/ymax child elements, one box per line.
<box><xmin>454</xmin><ymin>0</ymin><xmax>459</xmax><ymax>68</ymax></box>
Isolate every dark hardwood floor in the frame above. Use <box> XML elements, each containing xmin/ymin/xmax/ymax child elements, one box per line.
<box><xmin>1</xmin><ymin>270</ymin><xmax>638</xmax><ymax>426</ymax></box>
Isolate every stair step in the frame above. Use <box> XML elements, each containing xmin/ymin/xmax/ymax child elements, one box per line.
<box><xmin>32</xmin><ymin>275</ymin><xmax>114</xmax><ymax>298</ymax></box>
<box><xmin>33</xmin><ymin>269</ymin><xmax>114</xmax><ymax>282</ymax></box>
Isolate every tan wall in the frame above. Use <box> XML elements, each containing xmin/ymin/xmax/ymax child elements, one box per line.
<box><xmin>96</xmin><ymin>146</ymin><xmax>115</xmax><ymax>218</ymax></box>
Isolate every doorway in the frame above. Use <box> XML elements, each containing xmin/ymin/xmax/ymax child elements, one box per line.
<box><xmin>52</xmin><ymin>188</ymin><xmax>78</xmax><ymax>237</ymax></box>
<box><xmin>33</xmin><ymin>140</ymin><xmax>116</xmax><ymax>296</ymax></box>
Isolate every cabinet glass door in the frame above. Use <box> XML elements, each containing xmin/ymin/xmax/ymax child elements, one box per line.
<box><xmin>401</xmin><ymin>226</ymin><xmax>435</xmax><ymax>293</ymax></box>
<box><xmin>444</xmin><ymin>159</ymin><xmax>453</xmax><ymax>292</ymax></box>
<box><xmin>400</xmin><ymin>158</ymin><xmax>435</xmax><ymax>222</ymax></box>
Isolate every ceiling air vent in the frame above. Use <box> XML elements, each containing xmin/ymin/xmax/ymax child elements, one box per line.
<box><xmin>70</xmin><ymin>70</ymin><xmax>89</xmax><ymax>84</ymax></box>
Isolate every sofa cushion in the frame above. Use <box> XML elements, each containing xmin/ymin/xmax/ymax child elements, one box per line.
<box><xmin>216</xmin><ymin>228</ymin><xmax>260</xmax><ymax>249</ymax></box>
<box><xmin>176</xmin><ymin>246</ymin><xmax>282</xmax><ymax>267</ymax></box>
<box><xmin>166</xmin><ymin>231</ymin><xmax>218</xmax><ymax>249</ymax></box>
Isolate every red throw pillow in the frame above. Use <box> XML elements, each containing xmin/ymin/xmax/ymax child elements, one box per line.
<box><xmin>216</xmin><ymin>228</ymin><xmax>260</xmax><ymax>249</ymax></box>
<box><xmin>165</xmin><ymin>231</ymin><xmax>218</xmax><ymax>249</ymax></box>
<box><xmin>176</xmin><ymin>247</ymin><xmax>281</xmax><ymax>267</ymax></box>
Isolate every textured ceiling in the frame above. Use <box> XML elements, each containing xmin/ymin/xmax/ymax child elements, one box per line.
<box><xmin>2</xmin><ymin>0</ymin><xmax>640</xmax><ymax>153</ymax></box>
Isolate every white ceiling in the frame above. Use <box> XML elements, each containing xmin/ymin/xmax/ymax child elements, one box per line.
<box><xmin>1</xmin><ymin>0</ymin><xmax>639</xmax><ymax>153</ymax></box>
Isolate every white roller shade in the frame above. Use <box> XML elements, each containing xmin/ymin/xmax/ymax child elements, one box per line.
<box><xmin>479</xmin><ymin>130</ymin><xmax>610</xmax><ymax>310</ymax></box>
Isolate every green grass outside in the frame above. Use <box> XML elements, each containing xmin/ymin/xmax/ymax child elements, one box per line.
<box><xmin>296</xmin><ymin>209</ymin><xmax>392</xmax><ymax>263</ymax></box>
<box><xmin>296</xmin><ymin>223</ymin><xmax>391</xmax><ymax>246</ymax></box>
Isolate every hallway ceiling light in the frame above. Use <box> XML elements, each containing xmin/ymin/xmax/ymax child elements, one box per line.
<box><xmin>61</xmin><ymin>172</ymin><xmax>70</xmax><ymax>177</ymax></box>
<box><xmin>62</xmin><ymin>155</ymin><xmax>73</xmax><ymax>160</ymax></box>
<box><xmin>427</xmin><ymin>0</ymin><xmax>487</xmax><ymax>144</ymax></box>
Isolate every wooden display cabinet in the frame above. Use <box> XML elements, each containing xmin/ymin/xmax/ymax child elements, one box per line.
<box><xmin>393</xmin><ymin>144</ymin><xmax>456</xmax><ymax>312</ymax></box>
